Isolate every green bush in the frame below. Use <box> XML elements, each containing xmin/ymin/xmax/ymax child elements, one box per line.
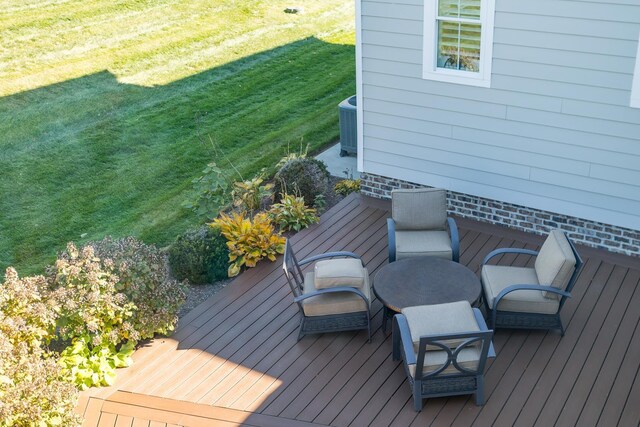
<box><xmin>45</xmin><ymin>238</ymin><xmax>186</xmax><ymax>389</ymax></box>
<box><xmin>273</xmin><ymin>158</ymin><xmax>329</xmax><ymax>206</ymax></box>
<box><xmin>0</xmin><ymin>268</ymin><xmax>56</xmax><ymax>349</ymax></box>
<box><xmin>47</xmin><ymin>243</ymin><xmax>137</xmax><ymax>389</ymax></box>
<box><xmin>168</xmin><ymin>226</ymin><xmax>230</xmax><ymax>285</ymax></box>
<box><xmin>91</xmin><ymin>237</ymin><xmax>187</xmax><ymax>339</ymax></box>
<box><xmin>269</xmin><ymin>194</ymin><xmax>319</xmax><ymax>232</ymax></box>
<box><xmin>0</xmin><ymin>268</ymin><xmax>81</xmax><ymax>427</ymax></box>
<box><xmin>48</xmin><ymin>243</ymin><xmax>135</xmax><ymax>348</ymax></box>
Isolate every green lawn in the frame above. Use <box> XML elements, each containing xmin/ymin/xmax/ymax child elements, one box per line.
<box><xmin>0</xmin><ymin>0</ymin><xmax>355</xmax><ymax>276</ymax></box>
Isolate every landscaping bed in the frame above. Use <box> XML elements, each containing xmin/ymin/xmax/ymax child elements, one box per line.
<box><xmin>178</xmin><ymin>174</ymin><xmax>347</xmax><ymax>318</ymax></box>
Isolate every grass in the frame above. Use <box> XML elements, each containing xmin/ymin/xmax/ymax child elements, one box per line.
<box><xmin>0</xmin><ymin>0</ymin><xmax>355</xmax><ymax>275</ymax></box>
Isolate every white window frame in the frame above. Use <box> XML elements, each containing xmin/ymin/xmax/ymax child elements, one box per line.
<box><xmin>422</xmin><ymin>0</ymin><xmax>496</xmax><ymax>88</ymax></box>
<box><xmin>631</xmin><ymin>32</ymin><xmax>640</xmax><ymax>108</ymax></box>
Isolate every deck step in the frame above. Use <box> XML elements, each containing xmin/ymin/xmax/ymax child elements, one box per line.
<box><xmin>83</xmin><ymin>391</ymin><xmax>328</xmax><ymax>427</ymax></box>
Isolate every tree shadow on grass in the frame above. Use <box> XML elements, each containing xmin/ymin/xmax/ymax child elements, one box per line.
<box><xmin>0</xmin><ymin>36</ymin><xmax>355</xmax><ymax>275</ymax></box>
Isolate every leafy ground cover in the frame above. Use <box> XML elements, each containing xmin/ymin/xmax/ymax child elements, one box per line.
<box><xmin>0</xmin><ymin>0</ymin><xmax>355</xmax><ymax>275</ymax></box>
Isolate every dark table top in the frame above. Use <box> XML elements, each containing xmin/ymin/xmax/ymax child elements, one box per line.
<box><xmin>373</xmin><ymin>256</ymin><xmax>481</xmax><ymax>313</ymax></box>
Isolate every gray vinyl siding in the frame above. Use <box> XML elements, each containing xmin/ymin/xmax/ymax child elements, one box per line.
<box><xmin>359</xmin><ymin>0</ymin><xmax>640</xmax><ymax>230</ymax></box>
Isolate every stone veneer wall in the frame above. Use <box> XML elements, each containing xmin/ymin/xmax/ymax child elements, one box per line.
<box><xmin>360</xmin><ymin>172</ymin><xmax>640</xmax><ymax>257</ymax></box>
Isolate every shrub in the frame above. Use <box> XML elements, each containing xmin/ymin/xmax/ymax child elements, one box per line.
<box><xmin>0</xmin><ymin>268</ymin><xmax>56</xmax><ymax>350</ymax></box>
<box><xmin>46</xmin><ymin>243</ymin><xmax>137</xmax><ymax>389</ymax></box>
<box><xmin>212</xmin><ymin>212</ymin><xmax>285</xmax><ymax>277</ymax></box>
<box><xmin>48</xmin><ymin>243</ymin><xmax>136</xmax><ymax>347</ymax></box>
<box><xmin>269</xmin><ymin>194</ymin><xmax>319</xmax><ymax>232</ymax></box>
<box><xmin>334</xmin><ymin>179</ymin><xmax>361</xmax><ymax>196</ymax></box>
<box><xmin>232</xmin><ymin>175</ymin><xmax>273</xmax><ymax>213</ymax></box>
<box><xmin>0</xmin><ymin>335</ymin><xmax>82</xmax><ymax>427</ymax></box>
<box><xmin>273</xmin><ymin>158</ymin><xmax>329</xmax><ymax>207</ymax></box>
<box><xmin>168</xmin><ymin>226</ymin><xmax>229</xmax><ymax>285</ymax></box>
<box><xmin>0</xmin><ymin>268</ymin><xmax>81</xmax><ymax>427</ymax></box>
<box><xmin>91</xmin><ymin>237</ymin><xmax>187</xmax><ymax>340</ymax></box>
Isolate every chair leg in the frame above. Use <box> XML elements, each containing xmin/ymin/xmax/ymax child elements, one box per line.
<box><xmin>367</xmin><ymin>317</ymin><xmax>371</xmax><ymax>343</ymax></box>
<box><xmin>297</xmin><ymin>317</ymin><xmax>306</xmax><ymax>341</ymax></box>
<box><xmin>382</xmin><ymin>307</ymin><xmax>389</xmax><ymax>333</ymax></box>
<box><xmin>392</xmin><ymin>319</ymin><xmax>400</xmax><ymax>361</ymax></box>
<box><xmin>475</xmin><ymin>376</ymin><xmax>484</xmax><ymax>406</ymax></box>
<box><xmin>413</xmin><ymin>382</ymin><xmax>423</xmax><ymax>411</ymax></box>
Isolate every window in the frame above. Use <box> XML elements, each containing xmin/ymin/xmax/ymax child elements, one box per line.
<box><xmin>423</xmin><ymin>0</ymin><xmax>495</xmax><ymax>87</ymax></box>
<box><xmin>631</xmin><ymin>34</ymin><xmax>640</xmax><ymax>108</ymax></box>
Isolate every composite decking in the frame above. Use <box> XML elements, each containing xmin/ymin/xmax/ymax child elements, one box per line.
<box><xmin>78</xmin><ymin>193</ymin><xmax>640</xmax><ymax>426</ymax></box>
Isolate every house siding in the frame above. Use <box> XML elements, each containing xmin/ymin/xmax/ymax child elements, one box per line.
<box><xmin>358</xmin><ymin>0</ymin><xmax>640</xmax><ymax>235</ymax></box>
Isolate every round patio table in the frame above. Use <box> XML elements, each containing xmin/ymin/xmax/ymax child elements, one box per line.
<box><xmin>373</xmin><ymin>256</ymin><xmax>481</xmax><ymax>331</ymax></box>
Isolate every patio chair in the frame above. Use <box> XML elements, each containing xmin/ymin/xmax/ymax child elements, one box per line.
<box><xmin>480</xmin><ymin>229</ymin><xmax>583</xmax><ymax>335</ymax></box>
<box><xmin>387</xmin><ymin>188</ymin><xmax>459</xmax><ymax>263</ymax></box>
<box><xmin>282</xmin><ymin>239</ymin><xmax>372</xmax><ymax>341</ymax></box>
<box><xmin>392</xmin><ymin>301</ymin><xmax>495</xmax><ymax>411</ymax></box>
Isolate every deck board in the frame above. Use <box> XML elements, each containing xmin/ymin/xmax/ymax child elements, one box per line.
<box><xmin>580</xmin><ymin>270</ymin><xmax>640</xmax><ymax>426</ymax></box>
<box><xmin>80</xmin><ymin>193</ymin><xmax>640</xmax><ymax>427</ymax></box>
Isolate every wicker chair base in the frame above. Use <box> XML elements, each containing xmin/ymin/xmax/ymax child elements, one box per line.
<box><xmin>419</xmin><ymin>376</ymin><xmax>478</xmax><ymax>395</ymax></box>
<box><xmin>406</xmin><ymin>372</ymin><xmax>482</xmax><ymax>409</ymax></box>
<box><xmin>495</xmin><ymin>311</ymin><xmax>564</xmax><ymax>334</ymax></box>
<box><xmin>299</xmin><ymin>311</ymin><xmax>370</xmax><ymax>341</ymax></box>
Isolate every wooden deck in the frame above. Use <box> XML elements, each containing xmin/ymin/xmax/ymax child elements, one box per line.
<box><xmin>78</xmin><ymin>193</ymin><xmax>640</xmax><ymax>426</ymax></box>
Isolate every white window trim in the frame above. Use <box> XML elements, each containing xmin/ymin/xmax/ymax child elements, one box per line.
<box><xmin>422</xmin><ymin>0</ymin><xmax>496</xmax><ymax>88</ymax></box>
<box><xmin>631</xmin><ymin>32</ymin><xmax>640</xmax><ymax>108</ymax></box>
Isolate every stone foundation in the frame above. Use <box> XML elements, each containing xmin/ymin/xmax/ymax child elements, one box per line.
<box><xmin>360</xmin><ymin>172</ymin><xmax>640</xmax><ymax>257</ymax></box>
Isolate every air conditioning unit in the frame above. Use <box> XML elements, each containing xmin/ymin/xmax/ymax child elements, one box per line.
<box><xmin>338</xmin><ymin>95</ymin><xmax>357</xmax><ymax>157</ymax></box>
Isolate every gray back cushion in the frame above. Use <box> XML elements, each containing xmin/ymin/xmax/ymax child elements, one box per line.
<box><xmin>535</xmin><ymin>229</ymin><xmax>577</xmax><ymax>299</ymax></box>
<box><xmin>392</xmin><ymin>188</ymin><xmax>447</xmax><ymax>231</ymax></box>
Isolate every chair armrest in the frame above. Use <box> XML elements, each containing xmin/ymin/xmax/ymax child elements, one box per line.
<box><xmin>299</xmin><ymin>251</ymin><xmax>362</xmax><ymax>266</ymax></box>
<box><xmin>494</xmin><ymin>284</ymin><xmax>571</xmax><ymax>306</ymax></box>
<box><xmin>392</xmin><ymin>314</ymin><xmax>416</xmax><ymax>365</ymax></box>
<box><xmin>387</xmin><ymin>218</ymin><xmax>396</xmax><ymax>263</ymax></box>
<box><xmin>490</xmin><ymin>284</ymin><xmax>570</xmax><ymax>328</ymax></box>
<box><xmin>447</xmin><ymin>217</ymin><xmax>460</xmax><ymax>263</ymax></box>
<box><xmin>482</xmin><ymin>248</ymin><xmax>539</xmax><ymax>266</ymax></box>
<box><xmin>293</xmin><ymin>286</ymin><xmax>369</xmax><ymax>307</ymax></box>
<box><xmin>473</xmin><ymin>308</ymin><xmax>495</xmax><ymax>358</ymax></box>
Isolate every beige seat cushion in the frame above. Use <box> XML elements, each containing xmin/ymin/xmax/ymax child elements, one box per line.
<box><xmin>392</xmin><ymin>188</ymin><xmax>447</xmax><ymax>231</ymax></box>
<box><xmin>482</xmin><ymin>265</ymin><xmax>559</xmax><ymax>314</ymax></box>
<box><xmin>314</xmin><ymin>258</ymin><xmax>365</xmax><ymax>289</ymax></box>
<box><xmin>408</xmin><ymin>347</ymin><xmax>481</xmax><ymax>377</ymax></box>
<box><xmin>301</xmin><ymin>270</ymin><xmax>370</xmax><ymax>317</ymax></box>
<box><xmin>535</xmin><ymin>230</ymin><xmax>577</xmax><ymax>300</ymax></box>
<box><xmin>402</xmin><ymin>301</ymin><xmax>480</xmax><ymax>352</ymax></box>
<box><xmin>395</xmin><ymin>230</ymin><xmax>452</xmax><ymax>260</ymax></box>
